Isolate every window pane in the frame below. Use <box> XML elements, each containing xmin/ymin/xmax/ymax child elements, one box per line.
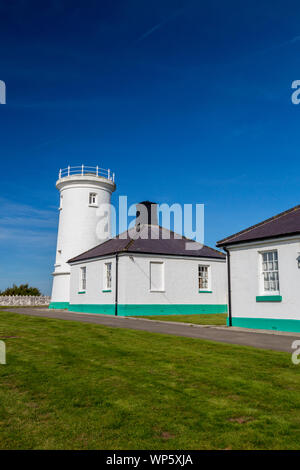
<box><xmin>261</xmin><ymin>251</ymin><xmax>279</xmax><ymax>292</ymax></box>
<box><xmin>199</xmin><ymin>265</ymin><xmax>209</xmax><ymax>290</ymax></box>
<box><xmin>81</xmin><ymin>267</ymin><xmax>86</xmax><ymax>290</ymax></box>
<box><xmin>104</xmin><ymin>263</ymin><xmax>112</xmax><ymax>289</ymax></box>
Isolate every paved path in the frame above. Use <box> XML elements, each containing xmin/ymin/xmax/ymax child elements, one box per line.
<box><xmin>3</xmin><ymin>307</ymin><xmax>299</xmax><ymax>353</ymax></box>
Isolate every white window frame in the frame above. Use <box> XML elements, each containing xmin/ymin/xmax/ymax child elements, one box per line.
<box><xmin>149</xmin><ymin>261</ymin><xmax>165</xmax><ymax>292</ymax></box>
<box><xmin>260</xmin><ymin>250</ymin><xmax>280</xmax><ymax>295</ymax></box>
<box><xmin>80</xmin><ymin>266</ymin><xmax>86</xmax><ymax>292</ymax></box>
<box><xmin>89</xmin><ymin>192</ymin><xmax>98</xmax><ymax>206</ymax></box>
<box><xmin>198</xmin><ymin>264</ymin><xmax>211</xmax><ymax>291</ymax></box>
<box><xmin>103</xmin><ymin>262</ymin><xmax>112</xmax><ymax>291</ymax></box>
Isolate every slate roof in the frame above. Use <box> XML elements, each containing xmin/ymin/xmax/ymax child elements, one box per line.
<box><xmin>217</xmin><ymin>204</ymin><xmax>300</xmax><ymax>247</ymax></box>
<box><xmin>68</xmin><ymin>224</ymin><xmax>225</xmax><ymax>263</ymax></box>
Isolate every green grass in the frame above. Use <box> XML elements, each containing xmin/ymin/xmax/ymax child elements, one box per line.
<box><xmin>0</xmin><ymin>310</ymin><xmax>300</xmax><ymax>450</ymax></box>
<box><xmin>140</xmin><ymin>313</ymin><xmax>227</xmax><ymax>326</ymax></box>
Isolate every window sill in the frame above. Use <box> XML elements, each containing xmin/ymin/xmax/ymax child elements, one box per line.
<box><xmin>102</xmin><ymin>289</ymin><xmax>112</xmax><ymax>293</ymax></box>
<box><xmin>88</xmin><ymin>204</ymin><xmax>99</xmax><ymax>208</ymax></box>
<box><xmin>150</xmin><ymin>290</ymin><xmax>166</xmax><ymax>293</ymax></box>
<box><xmin>78</xmin><ymin>291</ymin><xmax>86</xmax><ymax>294</ymax></box>
<box><xmin>256</xmin><ymin>295</ymin><xmax>282</xmax><ymax>302</ymax></box>
<box><xmin>199</xmin><ymin>290</ymin><xmax>212</xmax><ymax>293</ymax></box>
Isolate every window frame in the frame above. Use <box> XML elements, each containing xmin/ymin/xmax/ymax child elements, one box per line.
<box><xmin>149</xmin><ymin>261</ymin><xmax>165</xmax><ymax>292</ymax></box>
<box><xmin>79</xmin><ymin>266</ymin><xmax>87</xmax><ymax>292</ymax></box>
<box><xmin>89</xmin><ymin>192</ymin><xmax>98</xmax><ymax>206</ymax></box>
<box><xmin>103</xmin><ymin>262</ymin><xmax>112</xmax><ymax>291</ymax></box>
<box><xmin>259</xmin><ymin>250</ymin><xmax>280</xmax><ymax>295</ymax></box>
<box><xmin>198</xmin><ymin>264</ymin><xmax>211</xmax><ymax>292</ymax></box>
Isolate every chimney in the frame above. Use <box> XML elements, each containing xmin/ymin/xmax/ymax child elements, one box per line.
<box><xmin>136</xmin><ymin>201</ymin><xmax>158</xmax><ymax>227</ymax></box>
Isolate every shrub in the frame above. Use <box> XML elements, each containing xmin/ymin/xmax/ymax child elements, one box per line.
<box><xmin>0</xmin><ymin>284</ymin><xmax>41</xmax><ymax>296</ymax></box>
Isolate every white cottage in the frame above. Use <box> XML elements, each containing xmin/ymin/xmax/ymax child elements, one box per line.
<box><xmin>67</xmin><ymin>203</ymin><xmax>228</xmax><ymax>316</ymax></box>
<box><xmin>217</xmin><ymin>205</ymin><xmax>300</xmax><ymax>332</ymax></box>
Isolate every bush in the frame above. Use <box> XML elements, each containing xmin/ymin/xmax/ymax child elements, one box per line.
<box><xmin>0</xmin><ymin>284</ymin><xmax>41</xmax><ymax>296</ymax></box>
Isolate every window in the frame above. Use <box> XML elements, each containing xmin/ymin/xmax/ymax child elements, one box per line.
<box><xmin>104</xmin><ymin>262</ymin><xmax>112</xmax><ymax>290</ymax></box>
<box><xmin>261</xmin><ymin>251</ymin><xmax>279</xmax><ymax>292</ymax></box>
<box><xmin>198</xmin><ymin>265</ymin><xmax>209</xmax><ymax>290</ymax></box>
<box><xmin>80</xmin><ymin>267</ymin><xmax>86</xmax><ymax>291</ymax></box>
<box><xmin>89</xmin><ymin>192</ymin><xmax>97</xmax><ymax>205</ymax></box>
<box><xmin>150</xmin><ymin>261</ymin><xmax>164</xmax><ymax>292</ymax></box>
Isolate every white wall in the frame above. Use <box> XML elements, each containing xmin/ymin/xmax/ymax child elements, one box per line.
<box><xmin>119</xmin><ymin>254</ymin><xmax>227</xmax><ymax>305</ymax></box>
<box><xmin>51</xmin><ymin>174</ymin><xmax>115</xmax><ymax>304</ymax></box>
<box><xmin>229</xmin><ymin>237</ymin><xmax>300</xmax><ymax>320</ymax></box>
<box><xmin>69</xmin><ymin>253</ymin><xmax>227</xmax><ymax>306</ymax></box>
<box><xmin>51</xmin><ymin>272</ymin><xmax>70</xmax><ymax>304</ymax></box>
<box><xmin>55</xmin><ymin>176</ymin><xmax>115</xmax><ymax>274</ymax></box>
<box><xmin>69</xmin><ymin>255</ymin><xmax>116</xmax><ymax>305</ymax></box>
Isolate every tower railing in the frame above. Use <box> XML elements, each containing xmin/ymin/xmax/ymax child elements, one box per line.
<box><xmin>58</xmin><ymin>165</ymin><xmax>115</xmax><ymax>182</ymax></box>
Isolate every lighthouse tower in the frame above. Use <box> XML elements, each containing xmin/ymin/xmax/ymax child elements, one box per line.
<box><xmin>49</xmin><ymin>165</ymin><xmax>116</xmax><ymax>309</ymax></box>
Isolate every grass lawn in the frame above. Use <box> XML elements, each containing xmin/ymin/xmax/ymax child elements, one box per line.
<box><xmin>0</xmin><ymin>311</ymin><xmax>300</xmax><ymax>450</ymax></box>
<box><xmin>139</xmin><ymin>313</ymin><xmax>227</xmax><ymax>326</ymax></box>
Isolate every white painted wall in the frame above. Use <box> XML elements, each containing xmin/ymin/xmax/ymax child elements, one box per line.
<box><xmin>69</xmin><ymin>255</ymin><xmax>116</xmax><ymax>305</ymax></box>
<box><xmin>51</xmin><ymin>174</ymin><xmax>116</xmax><ymax>304</ymax></box>
<box><xmin>229</xmin><ymin>236</ymin><xmax>300</xmax><ymax>320</ymax></box>
<box><xmin>69</xmin><ymin>253</ymin><xmax>227</xmax><ymax>306</ymax></box>
<box><xmin>120</xmin><ymin>254</ymin><xmax>227</xmax><ymax>305</ymax></box>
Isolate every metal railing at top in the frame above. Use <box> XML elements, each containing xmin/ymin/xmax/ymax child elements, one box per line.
<box><xmin>58</xmin><ymin>165</ymin><xmax>115</xmax><ymax>182</ymax></box>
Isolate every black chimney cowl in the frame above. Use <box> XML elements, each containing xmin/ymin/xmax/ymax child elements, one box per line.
<box><xmin>136</xmin><ymin>201</ymin><xmax>158</xmax><ymax>226</ymax></box>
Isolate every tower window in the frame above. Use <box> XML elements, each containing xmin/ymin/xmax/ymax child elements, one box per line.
<box><xmin>89</xmin><ymin>193</ymin><xmax>97</xmax><ymax>206</ymax></box>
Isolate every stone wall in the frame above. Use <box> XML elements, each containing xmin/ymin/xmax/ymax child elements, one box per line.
<box><xmin>0</xmin><ymin>296</ymin><xmax>50</xmax><ymax>306</ymax></box>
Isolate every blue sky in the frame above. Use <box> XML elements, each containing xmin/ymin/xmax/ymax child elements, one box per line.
<box><xmin>1</xmin><ymin>0</ymin><xmax>300</xmax><ymax>294</ymax></box>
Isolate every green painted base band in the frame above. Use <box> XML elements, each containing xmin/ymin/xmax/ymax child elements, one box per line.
<box><xmin>68</xmin><ymin>304</ymin><xmax>228</xmax><ymax>316</ymax></box>
<box><xmin>256</xmin><ymin>295</ymin><xmax>282</xmax><ymax>302</ymax></box>
<box><xmin>69</xmin><ymin>304</ymin><xmax>115</xmax><ymax>315</ymax></box>
<box><xmin>228</xmin><ymin>316</ymin><xmax>300</xmax><ymax>333</ymax></box>
<box><xmin>49</xmin><ymin>302</ymin><xmax>70</xmax><ymax>310</ymax></box>
<box><xmin>199</xmin><ymin>291</ymin><xmax>213</xmax><ymax>294</ymax></box>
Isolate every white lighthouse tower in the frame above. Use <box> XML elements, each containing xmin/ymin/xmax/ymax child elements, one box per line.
<box><xmin>49</xmin><ymin>165</ymin><xmax>116</xmax><ymax>309</ymax></box>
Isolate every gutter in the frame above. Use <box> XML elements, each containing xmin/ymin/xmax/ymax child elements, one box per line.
<box><xmin>115</xmin><ymin>253</ymin><xmax>119</xmax><ymax>316</ymax></box>
<box><xmin>223</xmin><ymin>247</ymin><xmax>232</xmax><ymax>327</ymax></box>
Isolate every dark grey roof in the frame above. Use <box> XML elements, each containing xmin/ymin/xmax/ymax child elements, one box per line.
<box><xmin>217</xmin><ymin>204</ymin><xmax>300</xmax><ymax>247</ymax></box>
<box><xmin>69</xmin><ymin>225</ymin><xmax>225</xmax><ymax>263</ymax></box>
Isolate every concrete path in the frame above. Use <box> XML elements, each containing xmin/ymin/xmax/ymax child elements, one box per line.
<box><xmin>2</xmin><ymin>307</ymin><xmax>299</xmax><ymax>353</ymax></box>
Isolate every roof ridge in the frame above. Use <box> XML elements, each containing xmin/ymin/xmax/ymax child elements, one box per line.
<box><xmin>217</xmin><ymin>204</ymin><xmax>300</xmax><ymax>246</ymax></box>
